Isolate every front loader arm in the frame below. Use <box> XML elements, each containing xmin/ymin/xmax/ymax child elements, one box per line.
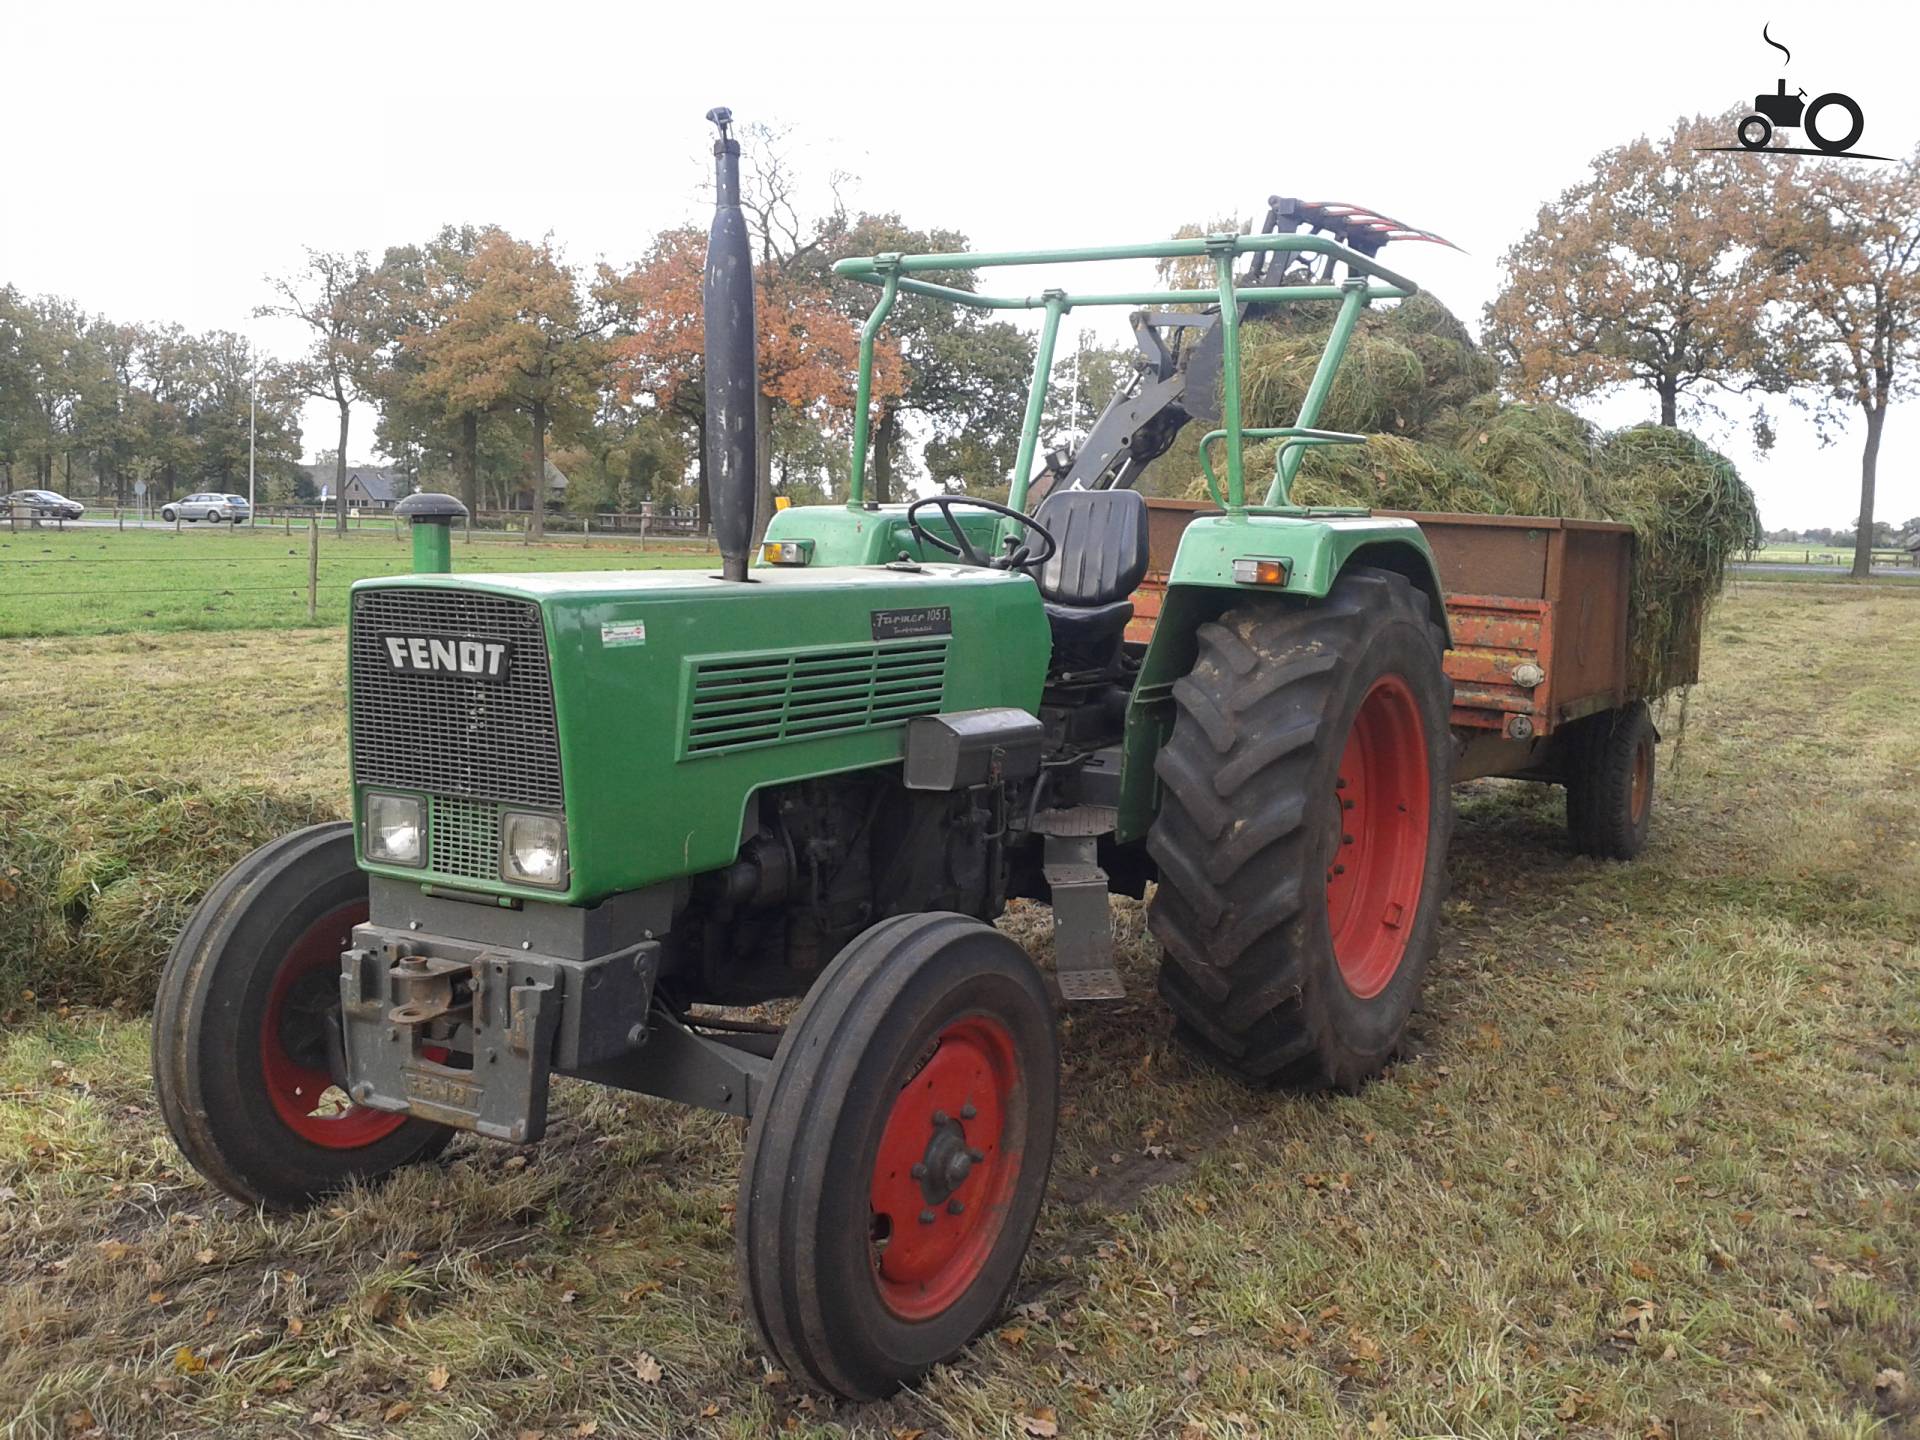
<box><xmin>1027</xmin><ymin>195</ymin><xmax>1457</xmax><ymax>508</ymax></box>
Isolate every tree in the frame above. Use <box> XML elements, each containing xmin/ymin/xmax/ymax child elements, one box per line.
<box><xmin>1154</xmin><ymin>215</ymin><xmax>1254</xmax><ymax>293</ymax></box>
<box><xmin>406</xmin><ymin>232</ymin><xmax>605</xmax><ymax>538</ymax></box>
<box><xmin>821</xmin><ymin>212</ymin><xmax>1033</xmax><ymax>503</ymax></box>
<box><xmin>126</xmin><ymin>323</ymin><xmax>205</xmax><ymax>504</ymax></box>
<box><xmin>369</xmin><ymin>226</ymin><xmax>508</xmax><ymax>517</ymax></box>
<box><xmin>1485</xmin><ymin>114</ymin><xmax>1779</xmax><ymax>426</ymax></box>
<box><xmin>259</xmin><ymin>250</ymin><xmax>380</xmax><ymax>532</ymax></box>
<box><xmin>1757</xmin><ymin>152</ymin><xmax>1920</xmax><ymax>577</ymax></box>
<box><xmin>600</xmin><ymin>226</ymin><xmax>711</xmax><ymax>519</ymax></box>
<box><xmin>1042</xmin><ymin>331</ymin><xmax>1134</xmax><ymax>447</ymax></box>
<box><xmin>0</xmin><ymin>287</ymin><xmax>29</xmax><ymax>485</ymax></box>
<box><xmin>601</xmin><ymin>215</ymin><xmax>901</xmax><ymax>522</ymax></box>
<box><xmin>4</xmin><ymin>293</ymin><xmax>98</xmax><ymax>489</ymax></box>
<box><xmin>736</xmin><ymin>124</ymin><xmax>890</xmax><ymax>538</ymax></box>
<box><xmin>189</xmin><ymin>332</ymin><xmax>304</xmax><ymax>497</ymax></box>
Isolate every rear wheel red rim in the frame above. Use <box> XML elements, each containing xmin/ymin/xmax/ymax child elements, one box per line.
<box><xmin>259</xmin><ymin>901</ymin><xmax>410</xmax><ymax>1149</ymax></box>
<box><xmin>1629</xmin><ymin>736</ymin><xmax>1653</xmax><ymax>824</ymax></box>
<box><xmin>1325</xmin><ymin>675</ymin><xmax>1431</xmax><ymax>1000</ymax></box>
<box><xmin>868</xmin><ymin>1016</ymin><xmax>1021</xmax><ymax>1321</ymax></box>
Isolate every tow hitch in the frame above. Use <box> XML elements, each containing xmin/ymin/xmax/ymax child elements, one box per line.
<box><xmin>337</xmin><ymin>932</ymin><xmax>658</xmax><ymax>1143</ymax></box>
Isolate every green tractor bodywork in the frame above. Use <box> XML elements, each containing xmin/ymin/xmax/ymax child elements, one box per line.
<box><xmin>353</xmin><ymin>231</ymin><xmax>1444</xmax><ymax>907</ymax></box>
<box><xmin>350</xmin><ymin>564</ymin><xmax>1050</xmax><ymax>903</ymax></box>
<box><xmin>763</xmin><ymin>230</ymin><xmax>1446</xmax><ymax>846</ymax></box>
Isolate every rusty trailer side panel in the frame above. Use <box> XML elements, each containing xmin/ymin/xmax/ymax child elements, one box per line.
<box><xmin>1393</xmin><ymin>512</ymin><xmax>1634</xmax><ymax>737</ymax></box>
<box><xmin>1132</xmin><ymin>501</ymin><xmax>1639</xmax><ymax>743</ymax></box>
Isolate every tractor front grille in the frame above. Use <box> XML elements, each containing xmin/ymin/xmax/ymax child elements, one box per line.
<box><xmin>428</xmin><ymin>796</ymin><xmax>502</xmax><ymax>881</ymax></box>
<box><xmin>684</xmin><ymin>639</ymin><xmax>949</xmax><ymax>756</ymax></box>
<box><xmin>351</xmin><ymin>588</ymin><xmax>563</xmax><ymax>883</ymax></box>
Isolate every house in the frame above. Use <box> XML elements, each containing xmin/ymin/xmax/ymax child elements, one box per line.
<box><xmin>302</xmin><ymin>465</ymin><xmax>411</xmax><ymax>510</ymax></box>
<box><xmin>338</xmin><ymin>467</ymin><xmax>410</xmax><ymax>509</ymax></box>
<box><xmin>509</xmin><ymin>460</ymin><xmax>571</xmax><ymax>511</ymax></box>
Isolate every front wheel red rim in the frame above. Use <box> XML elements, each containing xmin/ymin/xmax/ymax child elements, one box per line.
<box><xmin>868</xmin><ymin>1016</ymin><xmax>1022</xmax><ymax>1321</ymax></box>
<box><xmin>1325</xmin><ymin>675</ymin><xmax>1432</xmax><ymax>1000</ymax></box>
<box><xmin>259</xmin><ymin>901</ymin><xmax>410</xmax><ymax>1149</ymax></box>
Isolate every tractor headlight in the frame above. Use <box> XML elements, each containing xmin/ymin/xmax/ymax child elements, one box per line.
<box><xmin>500</xmin><ymin>810</ymin><xmax>568</xmax><ymax>889</ymax></box>
<box><xmin>364</xmin><ymin>792</ymin><xmax>424</xmax><ymax>867</ymax></box>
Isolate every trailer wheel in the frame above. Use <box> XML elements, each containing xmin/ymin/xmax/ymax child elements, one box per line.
<box><xmin>1147</xmin><ymin>566</ymin><xmax>1454</xmax><ymax>1089</ymax></box>
<box><xmin>152</xmin><ymin>823</ymin><xmax>453</xmax><ymax>1208</ymax></box>
<box><xmin>1564</xmin><ymin>701</ymin><xmax>1657</xmax><ymax>860</ymax></box>
<box><xmin>737</xmin><ymin>912</ymin><xmax>1058</xmax><ymax>1400</ymax></box>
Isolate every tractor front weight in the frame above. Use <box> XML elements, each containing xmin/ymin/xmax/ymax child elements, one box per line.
<box><xmin>337</xmin><ymin>882</ymin><xmax>774</xmax><ymax>1142</ymax></box>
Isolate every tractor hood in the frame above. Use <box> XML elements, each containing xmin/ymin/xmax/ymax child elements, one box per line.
<box><xmin>345</xmin><ymin>563</ymin><xmax>1050</xmax><ymax>905</ymax></box>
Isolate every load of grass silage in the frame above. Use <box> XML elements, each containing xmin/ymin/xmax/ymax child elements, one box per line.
<box><xmin>1159</xmin><ymin>293</ymin><xmax>1760</xmax><ymax>697</ymax></box>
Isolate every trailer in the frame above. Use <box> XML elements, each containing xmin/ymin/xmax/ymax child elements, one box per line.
<box><xmin>1132</xmin><ymin>499</ymin><xmax>1664</xmax><ymax>856</ymax></box>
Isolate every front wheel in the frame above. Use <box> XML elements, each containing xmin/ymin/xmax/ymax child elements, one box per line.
<box><xmin>152</xmin><ymin>823</ymin><xmax>453</xmax><ymax>1208</ymax></box>
<box><xmin>1737</xmin><ymin>113</ymin><xmax>1772</xmax><ymax>150</ymax></box>
<box><xmin>737</xmin><ymin>912</ymin><xmax>1059</xmax><ymax>1400</ymax></box>
<box><xmin>1148</xmin><ymin>566</ymin><xmax>1454</xmax><ymax>1088</ymax></box>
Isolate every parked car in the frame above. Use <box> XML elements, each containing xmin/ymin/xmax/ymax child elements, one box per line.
<box><xmin>161</xmin><ymin>493</ymin><xmax>251</xmax><ymax>524</ymax></box>
<box><xmin>2</xmin><ymin>488</ymin><xmax>85</xmax><ymax>520</ymax></box>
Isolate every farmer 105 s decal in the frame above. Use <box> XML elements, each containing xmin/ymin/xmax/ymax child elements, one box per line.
<box><xmin>156</xmin><ymin>107</ymin><xmax>1494</xmax><ymax>1398</ymax></box>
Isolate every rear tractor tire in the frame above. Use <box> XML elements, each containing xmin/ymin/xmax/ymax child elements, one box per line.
<box><xmin>1564</xmin><ymin>700</ymin><xmax>1657</xmax><ymax>860</ymax></box>
<box><xmin>1147</xmin><ymin>566</ymin><xmax>1454</xmax><ymax>1089</ymax></box>
<box><xmin>737</xmin><ymin>912</ymin><xmax>1058</xmax><ymax>1400</ymax></box>
<box><xmin>152</xmin><ymin>823</ymin><xmax>453</xmax><ymax>1208</ymax></box>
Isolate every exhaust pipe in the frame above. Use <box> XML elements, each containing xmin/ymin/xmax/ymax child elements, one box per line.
<box><xmin>703</xmin><ymin>106</ymin><xmax>756</xmax><ymax>583</ymax></box>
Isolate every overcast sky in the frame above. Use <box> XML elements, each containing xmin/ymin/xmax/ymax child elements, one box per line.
<box><xmin>7</xmin><ymin>0</ymin><xmax>1918</xmax><ymax>530</ymax></box>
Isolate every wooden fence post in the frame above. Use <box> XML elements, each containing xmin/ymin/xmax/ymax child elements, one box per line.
<box><xmin>307</xmin><ymin>518</ymin><xmax>319</xmax><ymax>624</ymax></box>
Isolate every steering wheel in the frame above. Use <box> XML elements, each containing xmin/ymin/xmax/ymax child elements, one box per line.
<box><xmin>905</xmin><ymin>495</ymin><xmax>1058</xmax><ymax>571</ymax></box>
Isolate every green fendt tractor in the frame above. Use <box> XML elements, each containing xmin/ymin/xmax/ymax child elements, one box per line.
<box><xmin>153</xmin><ymin>110</ymin><xmax>1456</xmax><ymax>1399</ymax></box>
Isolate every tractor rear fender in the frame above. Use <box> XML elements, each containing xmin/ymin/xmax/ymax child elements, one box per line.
<box><xmin>1114</xmin><ymin>513</ymin><xmax>1448</xmax><ymax>844</ymax></box>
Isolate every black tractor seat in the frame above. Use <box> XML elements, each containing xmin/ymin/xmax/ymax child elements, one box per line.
<box><xmin>1031</xmin><ymin>488</ymin><xmax>1150</xmax><ymax>664</ymax></box>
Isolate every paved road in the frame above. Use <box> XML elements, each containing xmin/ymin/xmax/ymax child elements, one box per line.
<box><xmin>13</xmin><ymin>516</ymin><xmax>375</xmax><ymax>533</ymax></box>
<box><xmin>1731</xmin><ymin>560</ymin><xmax>1918</xmax><ymax>579</ymax></box>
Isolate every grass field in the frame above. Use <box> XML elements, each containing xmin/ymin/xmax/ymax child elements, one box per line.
<box><xmin>1742</xmin><ymin>543</ymin><xmax>1919</xmax><ymax>570</ymax></box>
<box><xmin>1</xmin><ymin>582</ymin><xmax>1916</xmax><ymax>1438</ymax></box>
<box><xmin>0</xmin><ymin>527</ymin><xmax>715</xmax><ymax>638</ymax></box>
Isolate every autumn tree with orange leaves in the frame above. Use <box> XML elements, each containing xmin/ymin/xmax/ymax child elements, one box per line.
<box><xmin>406</xmin><ymin>233</ymin><xmax>606</xmax><ymax>539</ymax></box>
<box><xmin>1755</xmin><ymin>152</ymin><xmax>1920</xmax><ymax>577</ymax></box>
<box><xmin>600</xmin><ymin>222</ymin><xmax>902</xmax><ymax>531</ymax></box>
<box><xmin>1485</xmin><ymin>114</ymin><xmax>1782</xmax><ymax>427</ymax></box>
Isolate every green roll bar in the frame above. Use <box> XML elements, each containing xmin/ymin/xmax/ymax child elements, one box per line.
<box><xmin>832</xmin><ymin>232</ymin><xmax>1415</xmax><ymax>514</ymax></box>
